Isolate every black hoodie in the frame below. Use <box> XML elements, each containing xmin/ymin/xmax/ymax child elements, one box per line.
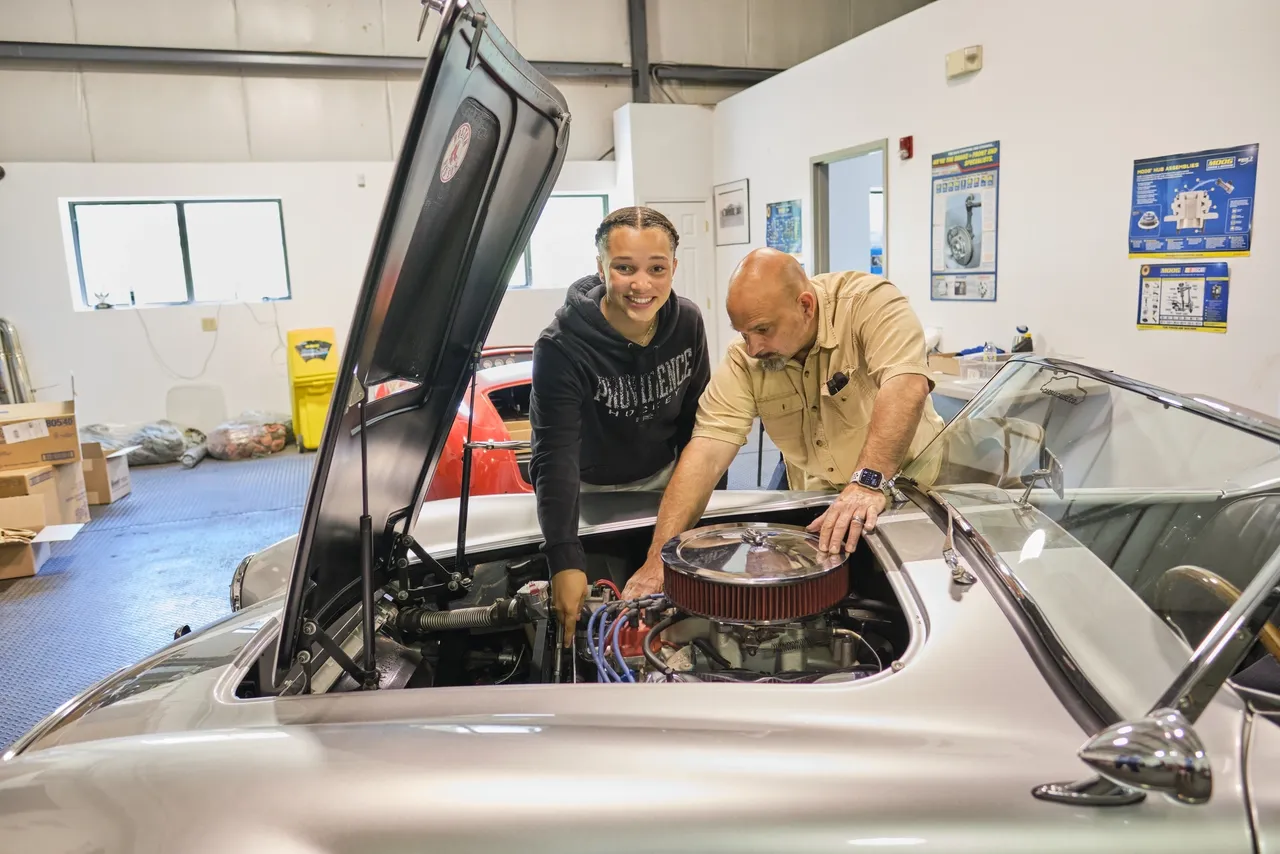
<box><xmin>529</xmin><ymin>274</ymin><xmax>711</xmax><ymax>574</ymax></box>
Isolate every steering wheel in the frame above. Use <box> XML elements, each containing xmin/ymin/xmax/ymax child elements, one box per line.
<box><xmin>1154</xmin><ymin>565</ymin><xmax>1280</xmax><ymax>662</ymax></box>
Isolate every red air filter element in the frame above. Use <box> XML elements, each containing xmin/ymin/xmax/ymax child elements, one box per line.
<box><xmin>660</xmin><ymin>523</ymin><xmax>850</xmax><ymax>625</ymax></box>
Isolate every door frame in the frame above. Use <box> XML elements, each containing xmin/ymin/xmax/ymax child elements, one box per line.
<box><xmin>643</xmin><ymin>197</ymin><xmax>717</xmax><ymax>355</ymax></box>
<box><xmin>810</xmin><ymin>139</ymin><xmax>890</xmax><ymax>277</ymax></box>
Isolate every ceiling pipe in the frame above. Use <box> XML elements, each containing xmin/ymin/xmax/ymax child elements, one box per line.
<box><xmin>0</xmin><ymin>41</ymin><xmax>778</xmax><ymax>86</ymax></box>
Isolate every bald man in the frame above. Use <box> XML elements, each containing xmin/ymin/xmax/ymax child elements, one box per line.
<box><xmin>621</xmin><ymin>249</ymin><xmax>945</xmax><ymax>598</ymax></box>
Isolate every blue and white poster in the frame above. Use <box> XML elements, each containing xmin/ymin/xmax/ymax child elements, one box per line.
<box><xmin>1129</xmin><ymin>143</ymin><xmax>1259</xmax><ymax>258</ymax></box>
<box><xmin>931</xmin><ymin>141</ymin><xmax>999</xmax><ymax>301</ymax></box>
<box><xmin>1136</xmin><ymin>262</ymin><xmax>1230</xmax><ymax>333</ymax></box>
<box><xmin>765</xmin><ymin>200</ymin><xmax>802</xmax><ymax>253</ymax></box>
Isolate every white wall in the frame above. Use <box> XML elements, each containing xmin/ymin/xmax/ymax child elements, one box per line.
<box><xmin>827</xmin><ymin>151</ymin><xmax>883</xmax><ymax>273</ymax></box>
<box><xmin>711</xmin><ymin>0</ymin><xmax>1280</xmax><ymax>414</ymax></box>
<box><xmin>0</xmin><ymin>160</ymin><xmax>613</xmax><ymax>424</ymax></box>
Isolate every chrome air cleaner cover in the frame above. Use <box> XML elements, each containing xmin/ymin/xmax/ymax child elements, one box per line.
<box><xmin>660</xmin><ymin>522</ymin><xmax>849</xmax><ymax>625</ymax></box>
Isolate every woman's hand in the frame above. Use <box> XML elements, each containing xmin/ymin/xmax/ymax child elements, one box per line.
<box><xmin>551</xmin><ymin>568</ymin><xmax>589</xmax><ymax>647</ymax></box>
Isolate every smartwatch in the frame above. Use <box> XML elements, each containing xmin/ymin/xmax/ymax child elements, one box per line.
<box><xmin>850</xmin><ymin>467</ymin><xmax>884</xmax><ymax>490</ymax></box>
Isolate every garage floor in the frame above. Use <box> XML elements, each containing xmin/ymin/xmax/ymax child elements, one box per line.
<box><xmin>0</xmin><ymin>438</ymin><xmax>778</xmax><ymax>749</ymax></box>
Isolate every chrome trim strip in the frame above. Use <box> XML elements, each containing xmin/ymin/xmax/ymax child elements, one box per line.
<box><xmin>900</xmin><ymin>481</ymin><xmax>1120</xmax><ymax>732</ymax></box>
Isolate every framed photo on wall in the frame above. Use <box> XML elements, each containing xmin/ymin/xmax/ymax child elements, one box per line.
<box><xmin>714</xmin><ymin>178</ymin><xmax>750</xmax><ymax>245</ymax></box>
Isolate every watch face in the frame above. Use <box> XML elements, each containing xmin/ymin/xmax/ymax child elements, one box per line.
<box><xmin>858</xmin><ymin>469</ymin><xmax>883</xmax><ymax>489</ymax></box>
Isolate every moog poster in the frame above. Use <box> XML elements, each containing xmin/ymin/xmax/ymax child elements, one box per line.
<box><xmin>1129</xmin><ymin>143</ymin><xmax>1259</xmax><ymax>258</ymax></box>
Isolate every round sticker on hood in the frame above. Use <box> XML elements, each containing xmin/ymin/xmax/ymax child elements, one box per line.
<box><xmin>440</xmin><ymin>122</ymin><xmax>472</xmax><ymax>184</ymax></box>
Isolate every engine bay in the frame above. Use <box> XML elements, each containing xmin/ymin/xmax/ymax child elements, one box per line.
<box><xmin>248</xmin><ymin>506</ymin><xmax>911</xmax><ymax>695</ymax></box>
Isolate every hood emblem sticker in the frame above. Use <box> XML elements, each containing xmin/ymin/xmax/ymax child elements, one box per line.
<box><xmin>440</xmin><ymin>122</ymin><xmax>472</xmax><ymax>184</ymax></box>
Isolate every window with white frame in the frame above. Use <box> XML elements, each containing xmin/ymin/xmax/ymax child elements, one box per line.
<box><xmin>507</xmin><ymin>193</ymin><xmax>608</xmax><ymax>289</ymax></box>
<box><xmin>67</xmin><ymin>199</ymin><xmax>293</xmax><ymax>309</ymax></box>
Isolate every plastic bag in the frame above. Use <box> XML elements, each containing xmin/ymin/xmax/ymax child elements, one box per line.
<box><xmin>237</xmin><ymin>410</ymin><xmax>295</xmax><ymax>446</ymax></box>
<box><xmin>207</xmin><ymin>416</ymin><xmax>289</xmax><ymax>461</ymax></box>
<box><xmin>80</xmin><ymin>420</ymin><xmax>199</xmax><ymax>467</ymax></box>
<box><xmin>181</xmin><ymin>442</ymin><xmax>209</xmax><ymax>469</ymax></box>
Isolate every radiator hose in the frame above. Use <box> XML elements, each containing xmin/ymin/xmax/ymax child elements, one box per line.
<box><xmin>397</xmin><ymin>598</ymin><xmax>527</xmax><ymax>633</ymax></box>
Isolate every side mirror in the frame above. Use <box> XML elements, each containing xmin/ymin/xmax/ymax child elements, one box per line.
<box><xmin>1040</xmin><ymin>447</ymin><xmax>1064</xmax><ymax>499</ymax></box>
<box><xmin>1078</xmin><ymin>708</ymin><xmax>1211</xmax><ymax>804</ymax></box>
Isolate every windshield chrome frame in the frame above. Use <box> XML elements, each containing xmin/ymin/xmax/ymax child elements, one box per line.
<box><xmin>903</xmin><ymin>356</ymin><xmax>1280</xmax><ymax>730</ymax></box>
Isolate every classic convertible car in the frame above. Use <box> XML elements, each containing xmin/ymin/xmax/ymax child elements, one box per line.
<box><xmin>4</xmin><ymin>2</ymin><xmax>1280</xmax><ymax>851</ymax></box>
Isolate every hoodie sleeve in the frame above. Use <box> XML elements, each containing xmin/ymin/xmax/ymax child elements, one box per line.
<box><xmin>529</xmin><ymin>338</ymin><xmax>587</xmax><ymax>575</ymax></box>
<box><xmin>674</xmin><ymin>307</ymin><xmax>712</xmax><ymax>454</ymax></box>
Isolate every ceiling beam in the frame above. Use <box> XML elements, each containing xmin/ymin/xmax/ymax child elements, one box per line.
<box><xmin>0</xmin><ymin>41</ymin><xmax>779</xmax><ymax>87</ymax></box>
<box><xmin>627</xmin><ymin>0</ymin><xmax>651</xmax><ymax>103</ymax></box>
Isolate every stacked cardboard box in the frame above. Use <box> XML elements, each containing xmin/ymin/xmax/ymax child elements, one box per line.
<box><xmin>0</xmin><ymin>400</ymin><xmax>93</xmax><ymax>579</ymax></box>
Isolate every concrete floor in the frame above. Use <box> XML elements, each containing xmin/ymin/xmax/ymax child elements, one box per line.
<box><xmin>0</xmin><ymin>434</ymin><xmax>779</xmax><ymax>749</ymax></box>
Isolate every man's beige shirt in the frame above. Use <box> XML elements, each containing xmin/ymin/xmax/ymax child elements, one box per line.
<box><xmin>692</xmin><ymin>271</ymin><xmax>945</xmax><ymax>491</ymax></box>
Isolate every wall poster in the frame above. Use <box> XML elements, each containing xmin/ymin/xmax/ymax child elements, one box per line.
<box><xmin>714</xmin><ymin>178</ymin><xmax>750</xmax><ymax>246</ymax></box>
<box><xmin>1136</xmin><ymin>262</ymin><xmax>1230</xmax><ymax>333</ymax></box>
<box><xmin>930</xmin><ymin>140</ymin><xmax>1000</xmax><ymax>301</ymax></box>
<box><xmin>765</xmin><ymin>200</ymin><xmax>802</xmax><ymax>253</ymax></box>
<box><xmin>1129</xmin><ymin>143</ymin><xmax>1259</xmax><ymax>258</ymax></box>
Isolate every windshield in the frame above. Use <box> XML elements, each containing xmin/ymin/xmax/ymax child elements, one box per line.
<box><xmin>903</xmin><ymin>359</ymin><xmax>1280</xmax><ymax>718</ymax></box>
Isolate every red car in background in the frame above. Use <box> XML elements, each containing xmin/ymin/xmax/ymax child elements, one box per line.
<box><xmin>422</xmin><ymin>346</ymin><xmax>536</xmax><ymax>501</ymax></box>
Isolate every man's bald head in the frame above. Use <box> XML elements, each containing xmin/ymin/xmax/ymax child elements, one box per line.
<box><xmin>727</xmin><ymin>248</ymin><xmax>810</xmax><ymax>307</ymax></box>
<box><xmin>725</xmin><ymin>248</ymin><xmax>819</xmax><ymax>371</ymax></box>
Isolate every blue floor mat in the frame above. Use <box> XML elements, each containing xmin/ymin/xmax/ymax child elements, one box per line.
<box><xmin>0</xmin><ymin>451</ymin><xmax>315</xmax><ymax>750</ymax></box>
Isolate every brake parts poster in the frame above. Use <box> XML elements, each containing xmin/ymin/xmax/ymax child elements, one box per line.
<box><xmin>1136</xmin><ymin>262</ymin><xmax>1230</xmax><ymax>333</ymax></box>
<box><xmin>1129</xmin><ymin>143</ymin><xmax>1259</xmax><ymax>258</ymax></box>
<box><xmin>931</xmin><ymin>141</ymin><xmax>999</xmax><ymax>302</ymax></box>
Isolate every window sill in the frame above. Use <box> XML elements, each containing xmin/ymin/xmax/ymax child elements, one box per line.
<box><xmin>74</xmin><ymin>297</ymin><xmax>292</xmax><ymax>313</ymax></box>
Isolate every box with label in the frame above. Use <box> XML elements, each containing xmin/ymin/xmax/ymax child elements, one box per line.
<box><xmin>82</xmin><ymin>443</ymin><xmax>138</xmax><ymax>505</ymax></box>
<box><xmin>0</xmin><ymin>493</ymin><xmax>82</xmax><ymax>580</ymax></box>
<box><xmin>0</xmin><ymin>400</ymin><xmax>80</xmax><ymax>470</ymax></box>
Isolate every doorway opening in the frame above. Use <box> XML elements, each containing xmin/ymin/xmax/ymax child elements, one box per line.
<box><xmin>812</xmin><ymin>140</ymin><xmax>889</xmax><ymax>277</ymax></box>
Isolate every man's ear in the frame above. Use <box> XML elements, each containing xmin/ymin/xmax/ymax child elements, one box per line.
<box><xmin>798</xmin><ymin>290</ymin><xmax>817</xmax><ymax>319</ymax></box>
<box><xmin>596</xmin><ymin>254</ymin><xmax>605</xmax><ymax>279</ymax></box>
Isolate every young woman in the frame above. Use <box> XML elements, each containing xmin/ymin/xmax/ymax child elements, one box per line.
<box><xmin>528</xmin><ymin>205</ymin><xmax>711</xmax><ymax>644</ymax></box>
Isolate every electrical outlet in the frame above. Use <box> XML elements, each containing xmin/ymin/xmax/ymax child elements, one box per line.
<box><xmin>201</xmin><ymin>317</ymin><xmax>218</xmax><ymax>332</ymax></box>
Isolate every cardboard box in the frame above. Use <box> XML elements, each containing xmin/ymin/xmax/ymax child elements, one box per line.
<box><xmin>51</xmin><ymin>461</ymin><xmax>91</xmax><ymax>524</ymax></box>
<box><xmin>927</xmin><ymin>351</ymin><xmax>1015</xmax><ymax>377</ymax></box>
<box><xmin>82</xmin><ymin>443</ymin><xmax>138</xmax><ymax>505</ymax></box>
<box><xmin>0</xmin><ymin>400</ymin><xmax>80</xmax><ymax>470</ymax></box>
<box><xmin>0</xmin><ymin>493</ymin><xmax>82</xmax><ymax>580</ymax></box>
<box><xmin>0</xmin><ymin>465</ymin><xmax>61</xmax><ymax>532</ymax></box>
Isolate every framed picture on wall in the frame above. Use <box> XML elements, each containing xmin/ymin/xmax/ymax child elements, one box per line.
<box><xmin>714</xmin><ymin>178</ymin><xmax>750</xmax><ymax>246</ymax></box>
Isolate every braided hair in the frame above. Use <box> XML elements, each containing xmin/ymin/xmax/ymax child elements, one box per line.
<box><xmin>594</xmin><ymin>205</ymin><xmax>680</xmax><ymax>255</ymax></box>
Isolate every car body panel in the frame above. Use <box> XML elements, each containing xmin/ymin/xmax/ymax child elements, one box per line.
<box><xmin>1248</xmin><ymin>713</ymin><xmax>1280</xmax><ymax>854</ymax></box>
<box><xmin>0</xmin><ymin>507</ymin><xmax>1256</xmax><ymax>852</ymax></box>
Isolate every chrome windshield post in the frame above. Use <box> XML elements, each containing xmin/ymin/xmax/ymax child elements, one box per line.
<box><xmin>1036</xmin><ymin>540</ymin><xmax>1280</xmax><ymax>807</ymax></box>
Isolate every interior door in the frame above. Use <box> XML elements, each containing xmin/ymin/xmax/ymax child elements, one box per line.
<box><xmin>646</xmin><ymin>200</ymin><xmax>717</xmax><ymax>358</ymax></box>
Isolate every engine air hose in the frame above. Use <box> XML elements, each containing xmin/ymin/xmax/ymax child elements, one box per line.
<box><xmin>398</xmin><ymin>599</ymin><xmax>524</xmax><ymax>633</ymax></box>
<box><xmin>643</xmin><ymin>611</ymin><xmax>691</xmax><ymax>677</ymax></box>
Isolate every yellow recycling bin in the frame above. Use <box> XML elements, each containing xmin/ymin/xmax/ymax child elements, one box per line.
<box><xmin>286</xmin><ymin>327</ymin><xmax>339</xmax><ymax>452</ymax></box>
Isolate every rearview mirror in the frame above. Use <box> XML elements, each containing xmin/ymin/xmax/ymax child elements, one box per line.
<box><xmin>1040</xmin><ymin>447</ymin><xmax>1064</xmax><ymax>499</ymax></box>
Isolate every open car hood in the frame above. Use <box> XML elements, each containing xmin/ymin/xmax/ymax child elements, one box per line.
<box><xmin>276</xmin><ymin>0</ymin><xmax>569</xmax><ymax>678</ymax></box>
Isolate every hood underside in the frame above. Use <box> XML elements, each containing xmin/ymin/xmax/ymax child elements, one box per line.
<box><xmin>278</xmin><ymin>0</ymin><xmax>569</xmax><ymax>677</ymax></box>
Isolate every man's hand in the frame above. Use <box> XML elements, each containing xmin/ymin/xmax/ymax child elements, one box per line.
<box><xmin>622</xmin><ymin>556</ymin><xmax>664</xmax><ymax>600</ymax></box>
<box><xmin>807</xmin><ymin>484</ymin><xmax>888</xmax><ymax>552</ymax></box>
<box><xmin>551</xmin><ymin>568</ymin><xmax>588</xmax><ymax>647</ymax></box>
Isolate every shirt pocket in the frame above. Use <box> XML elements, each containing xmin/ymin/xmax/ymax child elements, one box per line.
<box><xmin>756</xmin><ymin>394</ymin><xmax>806</xmax><ymax>458</ymax></box>
<box><xmin>825</xmin><ymin>373</ymin><xmax>873</xmax><ymax>430</ymax></box>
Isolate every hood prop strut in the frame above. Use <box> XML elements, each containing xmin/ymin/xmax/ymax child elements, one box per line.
<box><xmin>455</xmin><ymin>350</ymin><xmax>481</xmax><ymax>578</ymax></box>
<box><xmin>357</xmin><ymin>393</ymin><xmax>379</xmax><ymax>689</ymax></box>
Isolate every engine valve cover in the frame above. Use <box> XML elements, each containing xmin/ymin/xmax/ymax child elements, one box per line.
<box><xmin>661</xmin><ymin>523</ymin><xmax>849</xmax><ymax>625</ymax></box>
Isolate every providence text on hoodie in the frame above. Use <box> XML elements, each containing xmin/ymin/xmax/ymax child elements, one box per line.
<box><xmin>528</xmin><ymin>274</ymin><xmax>711</xmax><ymax>574</ymax></box>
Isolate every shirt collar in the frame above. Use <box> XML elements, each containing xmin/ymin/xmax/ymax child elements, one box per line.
<box><xmin>812</xmin><ymin>278</ymin><xmax>838</xmax><ymax>351</ymax></box>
